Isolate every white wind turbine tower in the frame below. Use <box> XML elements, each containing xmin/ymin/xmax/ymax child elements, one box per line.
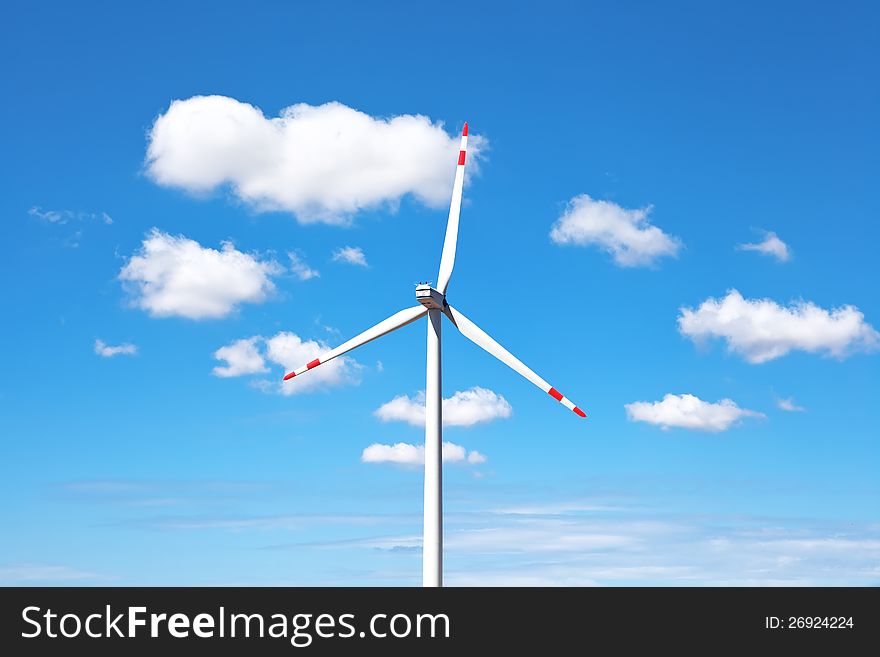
<box><xmin>283</xmin><ymin>122</ymin><xmax>586</xmax><ymax>587</ymax></box>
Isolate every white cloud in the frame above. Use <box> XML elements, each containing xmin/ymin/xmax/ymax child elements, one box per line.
<box><xmin>28</xmin><ymin>207</ymin><xmax>112</xmax><ymax>249</ymax></box>
<box><xmin>549</xmin><ymin>194</ymin><xmax>682</xmax><ymax>267</ymax></box>
<box><xmin>211</xmin><ymin>331</ymin><xmax>362</xmax><ymax>394</ymax></box>
<box><xmin>145</xmin><ymin>95</ymin><xmax>486</xmax><ymax>224</ymax></box>
<box><xmin>440</xmin><ymin>512</ymin><xmax>880</xmax><ymax>586</ymax></box>
<box><xmin>177</xmin><ymin>493</ymin><xmax>880</xmax><ymax>586</ymax></box>
<box><xmin>119</xmin><ymin>229</ymin><xmax>282</xmax><ymax>320</ymax></box>
<box><xmin>467</xmin><ymin>450</ymin><xmax>488</xmax><ymax>464</ymax></box>
<box><xmin>28</xmin><ymin>206</ymin><xmax>113</xmax><ymax>225</ymax></box>
<box><xmin>492</xmin><ymin>501</ymin><xmax>618</xmax><ymax>515</ymax></box>
<box><xmin>444</xmin><ymin>525</ymin><xmax>636</xmax><ymax>553</ymax></box>
<box><xmin>737</xmin><ymin>230</ymin><xmax>791</xmax><ymax>262</ymax></box>
<box><xmin>29</xmin><ymin>206</ymin><xmax>67</xmax><ymax>223</ymax></box>
<box><xmin>625</xmin><ymin>393</ymin><xmax>764</xmax><ymax>432</ymax></box>
<box><xmin>288</xmin><ymin>252</ymin><xmax>319</xmax><ymax>280</ymax></box>
<box><xmin>678</xmin><ymin>289</ymin><xmax>879</xmax><ymax>363</ymax></box>
<box><xmin>265</xmin><ymin>331</ymin><xmax>361</xmax><ymax>395</ymax></box>
<box><xmin>777</xmin><ymin>397</ymin><xmax>806</xmax><ymax>412</ymax></box>
<box><xmin>332</xmin><ymin>246</ymin><xmax>368</xmax><ymax>267</ymax></box>
<box><xmin>442</xmin><ymin>388</ymin><xmax>512</xmax><ymax>426</ymax></box>
<box><xmin>94</xmin><ymin>339</ymin><xmax>137</xmax><ymax>358</ymax></box>
<box><xmin>361</xmin><ymin>441</ymin><xmax>487</xmax><ymax>467</ymax></box>
<box><xmin>212</xmin><ymin>337</ymin><xmax>267</xmax><ymax>377</ymax></box>
<box><xmin>361</xmin><ymin>442</ymin><xmax>420</xmax><ymax>466</ymax></box>
<box><xmin>375</xmin><ymin>387</ymin><xmax>512</xmax><ymax>427</ymax></box>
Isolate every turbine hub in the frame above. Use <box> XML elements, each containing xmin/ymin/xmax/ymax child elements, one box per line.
<box><xmin>415</xmin><ymin>284</ymin><xmax>446</xmax><ymax>310</ymax></box>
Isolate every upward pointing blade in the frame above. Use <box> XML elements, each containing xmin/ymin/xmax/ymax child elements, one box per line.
<box><xmin>436</xmin><ymin>122</ymin><xmax>469</xmax><ymax>295</ymax></box>
<box><xmin>283</xmin><ymin>305</ymin><xmax>427</xmax><ymax>381</ymax></box>
<box><xmin>444</xmin><ymin>305</ymin><xmax>587</xmax><ymax>418</ymax></box>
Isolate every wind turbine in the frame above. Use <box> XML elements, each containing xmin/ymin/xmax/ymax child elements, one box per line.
<box><xmin>282</xmin><ymin>122</ymin><xmax>586</xmax><ymax>587</ymax></box>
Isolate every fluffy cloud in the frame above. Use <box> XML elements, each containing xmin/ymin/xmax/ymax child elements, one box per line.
<box><xmin>94</xmin><ymin>339</ymin><xmax>137</xmax><ymax>357</ymax></box>
<box><xmin>776</xmin><ymin>397</ymin><xmax>806</xmax><ymax>412</ymax></box>
<box><xmin>288</xmin><ymin>252</ymin><xmax>319</xmax><ymax>280</ymax></box>
<box><xmin>332</xmin><ymin>246</ymin><xmax>368</xmax><ymax>267</ymax></box>
<box><xmin>467</xmin><ymin>450</ymin><xmax>488</xmax><ymax>465</ymax></box>
<box><xmin>625</xmin><ymin>393</ymin><xmax>764</xmax><ymax>432</ymax></box>
<box><xmin>737</xmin><ymin>231</ymin><xmax>791</xmax><ymax>262</ymax></box>
<box><xmin>678</xmin><ymin>290</ymin><xmax>879</xmax><ymax>363</ymax></box>
<box><xmin>549</xmin><ymin>194</ymin><xmax>682</xmax><ymax>267</ymax></box>
<box><xmin>361</xmin><ymin>441</ymin><xmax>487</xmax><ymax>467</ymax></box>
<box><xmin>265</xmin><ymin>332</ymin><xmax>361</xmax><ymax>395</ymax></box>
<box><xmin>119</xmin><ymin>229</ymin><xmax>282</xmax><ymax>320</ymax></box>
<box><xmin>145</xmin><ymin>96</ymin><xmax>485</xmax><ymax>224</ymax></box>
<box><xmin>212</xmin><ymin>337</ymin><xmax>267</xmax><ymax>377</ymax></box>
<box><xmin>375</xmin><ymin>387</ymin><xmax>512</xmax><ymax>427</ymax></box>
<box><xmin>212</xmin><ymin>331</ymin><xmax>362</xmax><ymax>394</ymax></box>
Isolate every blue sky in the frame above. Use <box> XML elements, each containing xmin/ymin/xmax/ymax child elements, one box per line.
<box><xmin>1</xmin><ymin>0</ymin><xmax>878</xmax><ymax>585</ymax></box>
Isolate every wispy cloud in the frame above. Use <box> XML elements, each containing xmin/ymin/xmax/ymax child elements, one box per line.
<box><xmin>94</xmin><ymin>339</ymin><xmax>138</xmax><ymax>358</ymax></box>
<box><xmin>737</xmin><ymin>230</ymin><xmax>791</xmax><ymax>262</ymax></box>
<box><xmin>288</xmin><ymin>252</ymin><xmax>319</xmax><ymax>280</ymax></box>
<box><xmin>63</xmin><ymin>476</ymin><xmax>879</xmax><ymax>586</ymax></box>
<box><xmin>776</xmin><ymin>397</ymin><xmax>806</xmax><ymax>412</ymax></box>
<box><xmin>491</xmin><ymin>501</ymin><xmax>622</xmax><ymax>515</ymax></box>
<box><xmin>27</xmin><ymin>206</ymin><xmax>112</xmax><ymax>249</ymax></box>
<box><xmin>625</xmin><ymin>393</ymin><xmax>764</xmax><ymax>432</ymax></box>
<box><xmin>119</xmin><ymin>512</ymin><xmax>407</xmax><ymax>532</ymax></box>
<box><xmin>550</xmin><ymin>194</ymin><xmax>682</xmax><ymax>267</ymax></box>
<box><xmin>56</xmin><ymin>479</ymin><xmax>271</xmax><ymax>509</ymax></box>
<box><xmin>331</xmin><ymin>246</ymin><xmax>368</xmax><ymax>267</ymax></box>
<box><xmin>678</xmin><ymin>290</ymin><xmax>879</xmax><ymax>363</ymax></box>
<box><xmin>0</xmin><ymin>564</ymin><xmax>103</xmax><ymax>584</ymax></box>
<box><xmin>283</xmin><ymin>501</ymin><xmax>880</xmax><ymax>586</ymax></box>
<box><xmin>28</xmin><ymin>206</ymin><xmax>113</xmax><ymax>225</ymax></box>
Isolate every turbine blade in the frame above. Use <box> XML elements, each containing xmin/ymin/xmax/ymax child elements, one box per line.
<box><xmin>283</xmin><ymin>305</ymin><xmax>427</xmax><ymax>381</ymax></box>
<box><xmin>445</xmin><ymin>305</ymin><xmax>587</xmax><ymax>418</ymax></box>
<box><xmin>435</xmin><ymin>122</ymin><xmax>469</xmax><ymax>295</ymax></box>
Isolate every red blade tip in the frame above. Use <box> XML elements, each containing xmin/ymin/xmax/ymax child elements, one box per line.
<box><xmin>574</xmin><ymin>407</ymin><xmax>587</xmax><ymax>418</ymax></box>
<box><xmin>462</xmin><ymin>122</ymin><xmax>468</xmax><ymax>136</ymax></box>
<box><xmin>283</xmin><ymin>371</ymin><xmax>296</xmax><ymax>381</ymax></box>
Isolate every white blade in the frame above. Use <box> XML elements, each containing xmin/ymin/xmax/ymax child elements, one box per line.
<box><xmin>283</xmin><ymin>305</ymin><xmax>427</xmax><ymax>381</ymax></box>
<box><xmin>436</xmin><ymin>122</ymin><xmax>469</xmax><ymax>295</ymax></box>
<box><xmin>445</xmin><ymin>305</ymin><xmax>586</xmax><ymax>418</ymax></box>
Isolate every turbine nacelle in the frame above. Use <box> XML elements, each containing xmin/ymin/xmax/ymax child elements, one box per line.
<box><xmin>415</xmin><ymin>284</ymin><xmax>446</xmax><ymax>310</ymax></box>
